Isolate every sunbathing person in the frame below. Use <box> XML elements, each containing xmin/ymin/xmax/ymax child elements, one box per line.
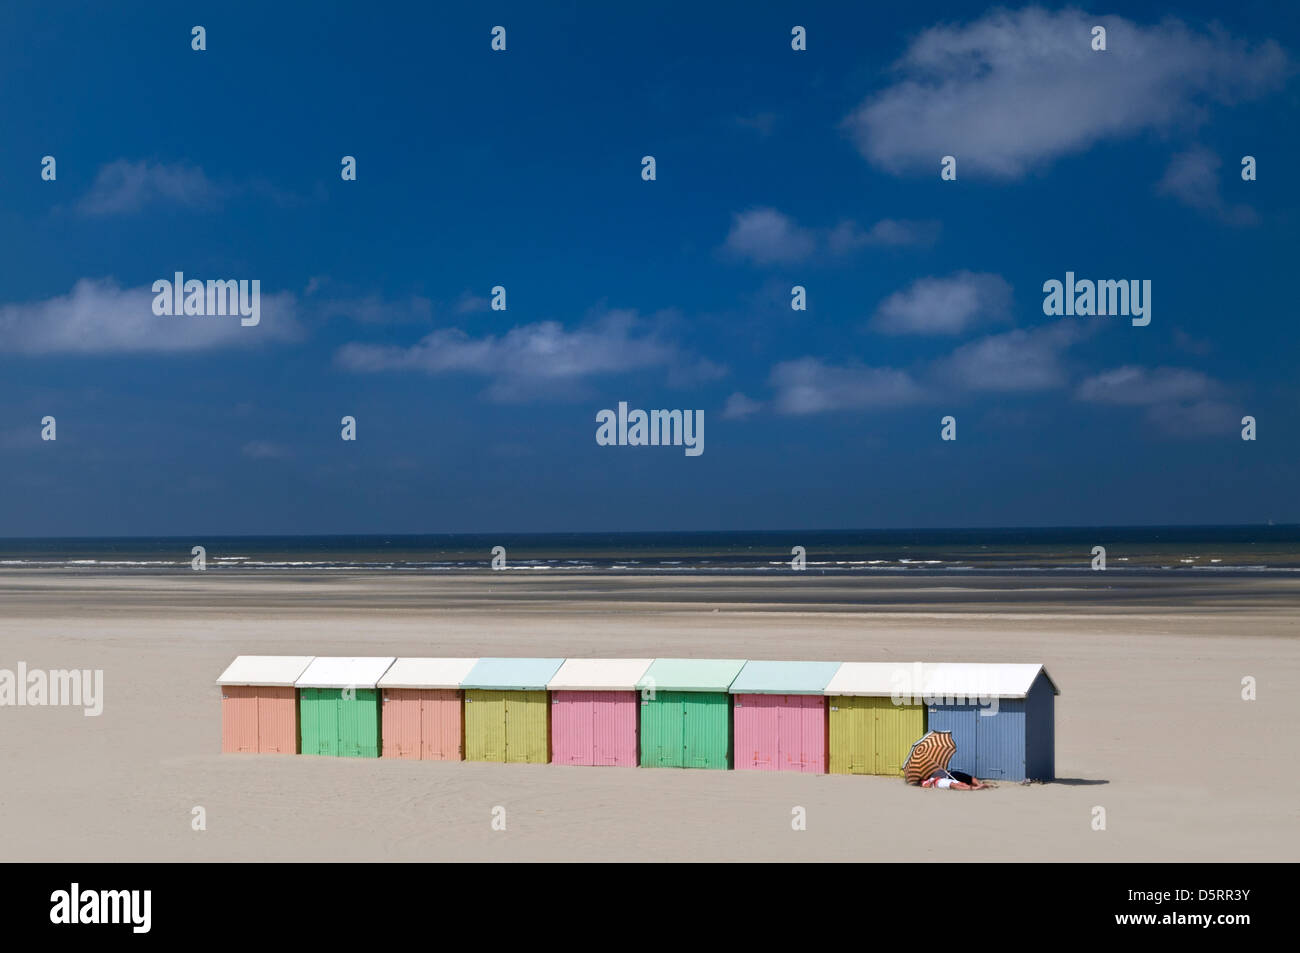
<box><xmin>921</xmin><ymin>769</ymin><xmax>987</xmax><ymax>790</ymax></box>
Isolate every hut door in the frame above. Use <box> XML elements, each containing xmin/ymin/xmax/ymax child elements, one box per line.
<box><xmin>465</xmin><ymin>690</ymin><xmax>507</xmax><ymax>761</ymax></box>
<box><xmin>318</xmin><ymin>689</ymin><xmax>341</xmax><ymax>756</ymax></box>
<box><xmin>593</xmin><ymin>691</ymin><xmax>635</xmax><ymax>767</ymax></box>
<box><xmin>973</xmin><ymin>701</ymin><xmax>1023</xmax><ymax>779</ymax></box>
<box><xmin>298</xmin><ymin>688</ymin><xmax>320</xmax><ymax>755</ymax></box>
<box><xmin>641</xmin><ymin>692</ymin><xmax>684</xmax><ymax>767</ymax></box>
<box><xmin>399</xmin><ymin>689</ymin><xmax>422</xmax><ymax>759</ymax></box>
<box><xmin>845</xmin><ymin>698</ymin><xmax>870</xmax><ymax>774</ymax></box>
<box><xmin>976</xmin><ymin>717</ymin><xmax>1005</xmax><ymax>779</ymax></box>
<box><xmin>742</xmin><ymin>694</ymin><xmax>778</xmax><ymax>770</ymax></box>
<box><xmin>682</xmin><ymin>692</ymin><xmax>728</xmax><ymax>769</ymax></box>
<box><xmin>483</xmin><ymin>691</ymin><xmax>508</xmax><ymax>762</ymax></box>
<box><xmin>384</xmin><ymin>689</ymin><xmax>420</xmax><ymax>759</ymax></box>
<box><xmin>338</xmin><ymin>690</ymin><xmax>362</xmax><ymax>757</ymax></box>
<box><xmin>221</xmin><ymin>686</ymin><xmax>259</xmax><ymax>753</ymax></box>
<box><xmin>504</xmin><ymin>691</ymin><xmax>548</xmax><ymax>763</ymax></box>
<box><xmin>929</xmin><ymin>705</ymin><xmax>978</xmax><ymax>778</ymax></box>
<box><xmin>257</xmin><ymin>687</ymin><xmax>296</xmax><ymax>754</ymax></box>
<box><xmin>589</xmin><ymin>691</ymin><xmax>630</xmax><ymax>767</ymax></box>
<box><xmin>786</xmin><ymin>694</ymin><xmax>824</xmax><ymax>773</ymax></box>
<box><xmin>587</xmin><ymin>692</ymin><xmax>607</xmax><ymax>766</ymax></box>
<box><xmin>421</xmin><ymin>689</ymin><xmax>458</xmax><ymax>760</ymax></box>
<box><xmin>553</xmin><ymin>691</ymin><xmax>595</xmax><ymax>765</ymax></box>
<box><xmin>575</xmin><ymin>691</ymin><xmax>598</xmax><ymax>765</ymax></box>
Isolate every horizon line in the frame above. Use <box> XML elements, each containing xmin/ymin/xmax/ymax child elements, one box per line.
<box><xmin>0</xmin><ymin>521</ymin><xmax>1295</xmax><ymax>542</ymax></box>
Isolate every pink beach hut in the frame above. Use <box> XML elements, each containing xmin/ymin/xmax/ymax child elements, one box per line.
<box><xmin>547</xmin><ymin>658</ymin><xmax>652</xmax><ymax>767</ymax></box>
<box><xmin>730</xmin><ymin>660</ymin><xmax>842</xmax><ymax>773</ymax></box>
<box><xmin>217</xmin><ymin>655</ymin><xmax>315</xmax><ymax>754</ymax></box>
<box><xmin>378</xmin><ymin>658</ymin><xmax>478</xmax><ymax>761</ymax></box>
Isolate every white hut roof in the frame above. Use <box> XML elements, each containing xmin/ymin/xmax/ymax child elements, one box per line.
<box><xmin>824</xmin><ymin>662</ymin><xmax>1059</xmax><ymax>698</ymax></box>
<box><xmin>548</xmin><ymin>658</ymin><xmax>654</xmax><ymax>691</ymax></box>
<box><xmin>295</xmin><ymin>656</ymin><xmax>396</xmax><ymax>689</ymax></box>
<box><xmin>216</xmin><ymin>656</ymin><xmax>315</xmax><ymax>687</ymax></box>
<box><xmin>378</xmin><ymin>658</ymin><xmax>479</xmax><ymax>690</ymax></box>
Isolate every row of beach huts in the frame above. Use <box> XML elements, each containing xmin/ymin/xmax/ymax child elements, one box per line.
<box><xmin>217</xmin><ymin>657</ymin><xmax>1059</xmax><ymax>781</ymax></box>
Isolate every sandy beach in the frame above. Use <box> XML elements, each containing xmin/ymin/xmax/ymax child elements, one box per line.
<box><xmin>1</xmin><ymin>571</ymin><xmax>1296</xmax><ymax>862</ymax></box>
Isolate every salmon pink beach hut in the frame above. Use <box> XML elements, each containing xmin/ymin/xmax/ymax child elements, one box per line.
<box><xmin>636</xmin><ymin>658</ymin><xmax>745</xmax><ymax>770</ymax></box>
<box><xmin>547</xmin><ymin>658</ymin><xmax>652</xmax><ymax>767</ymax></box>
<box><xmin>217</xmin><ymin>655</ymin><xmax>314</xmax><ymax>754</ymax></box>
<box><xmin>296</xmin><ymin>656</ymin><xmax>395</xmax><ymax>758</ymax></box>
<box><xmin>730</xmin><ymin>660</ymin><xmax>841</xmax><ymax>773</ymax></box>
<box><xmin>378</xmin><ymin>658</ymin><xmax>478</xmax><ymax>761</ymax></box>
<box><xmin>462</xmin><ymin>658</ymin><xmax>565</xmax><ymax>764</ymax></box>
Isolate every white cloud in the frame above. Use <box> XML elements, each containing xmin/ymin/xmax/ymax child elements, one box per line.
<box><xmin>0</xmin><ymin>279</ymin><xmax>301</xmax><ymax>355</ymax></box>
<box><xmin>768</xmin><ymin>358</ymin><xmax>924</xmax><ymax>414</ymax></box>
<box><xmin>668</xmin><ymin>357</ymin><xmax>729</xmax><ymax>387</ymax></box>
<box><xmin>726</xmin><ymin>209</ymin><xmax>940</xmax><ymax>264</ymax></box>
<box><xmin>844</xmin><ymin>7</ymin><xmax>1289</xmax><ymax>177</ymax></box>
<box><xmin>316</xmin><ymin>292</ymin><xmax>434</xmax><ymax>325</ymax></box>
<box><xmin>1145</xmin><ymin>399</ymin><xmax>1238</xmax><ymax>436</ymax></box>
<box><xmin>241</xmin><ymin>440</ymin><xmax>292</xmax><ymax>460</ymax></box>
<box><xmin>77</xmin><ymin>160</ymin><xmax>226</xmax><ymax>216</ymax></box>
<box><xmin>1075</xmin><ymin>365</ymin><xmax>1219</xmax><ymax>404</ymax></box>
<box><xmin>722</xmin><ymin>208</ymin><xmax>818</xmax><ymax>264</ymax></box>
<box><xmin>872</xmin><ymin>271</ymin><xmax>1012</xmax><ymax>335</ymax></box>
<box><xmin>302</xmin><ymin>278</ymin><xmax>467</xmax><ymax>324</ymax></box>
<box><xmin>721</xmin><ymin>392</ymin><xmax>763</xmax><ymax>419</ymax></box>
<box><xmin>828</xmin><ymin>218</ymin><xmax>940</xmax><ymax>253</ymax></box>
<box><xmin>734</xmin><ymin>112</ymin><xmax>779</xmax><ymax>137</ymax></box>
<box><xmin>1076</xmin><ymin>365</ymin><xmax>1234</xmax><ymax>435</ymax></box>
<box><xmin>1157</xmin><ymin>146</ymin><xmax>1259</xmax><ymax>225</ymax></box>
<box><xmin>932</xmin><ymin>322</ymin><xmax>1081</xmax><ymax>392</ymax></box>
<box><xmin>337</xmin><ymin>309</ymin><xmax>712</xmax><ymax>402</ymax></box>
<box><xmin>1173</xmin><ymin>328</ymin><xmax>1214</xmax><ymax>356</ymax></box>
<box><xmin>454</xmin><ymin>290</ymin><xmax>491</xmax><ymax>313</ymax></box>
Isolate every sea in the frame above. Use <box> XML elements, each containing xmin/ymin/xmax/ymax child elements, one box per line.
<box><xmin>0</xmin><ymin>526</ymin><xmax>1298</xmax><ymax>574</ymax></box>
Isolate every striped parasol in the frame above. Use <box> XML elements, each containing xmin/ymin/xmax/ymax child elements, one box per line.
<box><xmin>903</xmin><ymin>730</ymin><xmax>957</xmax><ymax>785</ymax></box>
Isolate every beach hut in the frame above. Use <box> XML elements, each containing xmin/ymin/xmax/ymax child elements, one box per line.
<box><xmin>462</xmin><ymin>658</ymin><xmax>565</xmax><ymax>763</ymax></box>
<box><xmin>378</xmin><ymin>658</ymin><xmax>478</xmax><ymax>761</ymax></box>
<box><xmin>547</xmin><ymin>658</ymin><xmax>652</xmax><ymax>767</ymax></box>
<box><xmin>921</xmin><ymin>663</ymin><xmax>1059</xmax><ymax>781</ymax></box>
<box><xmin>217</xmin><ymin>655</ymin><xmax>314</xmax><ymax>754</ymax></box>
<box><xmin>636</xmin><ymin>658</ymin><xmax>745</xmax><ymax>769</ymax></box>
<box><xmin>730</xmin><ymin>660</ymin><xmax>841</xmax><ymax>773</ymax></box>
<box><xmin>824</xmin><ymin>662</ymin><xmax>928</xmax><ymax>776</ymax></box>
<box><xmin>295</xmin><ymin>657</ymin><xmax>395</xmax><ymax>758</ymax></box>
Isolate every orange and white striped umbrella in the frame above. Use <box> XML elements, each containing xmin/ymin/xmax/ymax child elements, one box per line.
<box><xmin>903</xmin><ymin>730</ymin><xmax>957</xmax><ymax>785</ymax></box>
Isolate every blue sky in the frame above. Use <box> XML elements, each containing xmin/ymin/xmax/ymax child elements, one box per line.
<box><xmin>1</xmin><ymin>2</ymin><xmax>1297</xmax><ymax>535</ymax></box>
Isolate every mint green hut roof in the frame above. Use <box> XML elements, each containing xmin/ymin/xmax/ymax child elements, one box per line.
<box><xmin>636</xmin><ymin>658</ymin><xmax>746</xmax><ymax>693</ymax></box>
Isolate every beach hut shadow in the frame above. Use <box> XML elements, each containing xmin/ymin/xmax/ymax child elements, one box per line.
<box><xmin>1045</xmin><ymin>777</ymin><xmax>1109</xmax><ymax>785</ymax></box>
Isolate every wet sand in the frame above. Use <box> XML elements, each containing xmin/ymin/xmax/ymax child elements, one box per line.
<box><xmin>1</xmin><ymin>571</ymin><xmax>1296</xmax><ymax>861</ymax></box>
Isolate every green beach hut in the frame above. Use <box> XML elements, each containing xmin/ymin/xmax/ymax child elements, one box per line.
<box><xmin>636</xmin><ymin>658</ymin><xmax>746</xmax><ymax>769</ymax></box>
<box><xmin>295</xmin><ymin>657</ymin><xmax>395</xmax><ymax>758</ymax></box>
